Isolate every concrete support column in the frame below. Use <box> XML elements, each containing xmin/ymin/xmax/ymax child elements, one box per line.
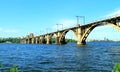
<box><xmin>56</xmin><ymin>32</ymin><xmax>61</xmax><ymax>45</ymax></box>
<box><xmin>38</xmin><ymin>38</ymin><xmax>40</xmax><ymax>44</ymax></box>
<box><xmin>77</xmin><ymin>28</ymin><xmax>86</xmax><ymax>45</ymax></box>
<box><xmin>46</xmin><ymin>35</ymin><xmax>51</xmax><ymax>44</ymax></box>
<box><xmin>29</xmin><ymin>38</ymin><xmax>32</xmax><ymax>44</ymax></box>
<box><xmin>60</xmin><ymin>36</ymin><xmax>66</xmax><ymax>44</ymax></box>
<box><xmin>56</xmin><ymin>36</ymin><xmax>60</xmax><ymax>44</ymax></box>
<box><xmin>35</xmin><ymin>38</ymin><xmax>38</xmax><ymax>44</ymax></box>
<box><xmin>40</xmin><ymin>36</ymin><xmax>45</xmax><ymax>44</ymax></box>
<box><xmin>27</xmin><ymin>39</ymin><xmax>30</xmax><ymax>44</ymax></box>
<box><xmin>39</xmin><ymin>37</ymin><xmax>41</xmax><ymax>44</ymax></box>
<box><xmin>39</xmin><ymin>37</ymin><xmax>42</xmax><ymax>44</ymax></box>
<box><xmin>32</xmin><ymin>38</ymin><xmax>34</xmax><ymax>44</ymax></box>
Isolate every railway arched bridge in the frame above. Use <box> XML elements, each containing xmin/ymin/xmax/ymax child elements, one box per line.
<box><xmin>21</xmin><ymin>16</ymin><xmax>120</xmax><ymax>45</ymax></box>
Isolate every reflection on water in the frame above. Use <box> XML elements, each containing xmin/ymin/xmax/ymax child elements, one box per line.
<box><xmin>0</xmin><ymin>42</ymin><xmax>120</xmax><ymax>72</ymax></box>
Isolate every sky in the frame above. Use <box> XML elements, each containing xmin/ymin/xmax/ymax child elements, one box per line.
<box><xmin>0</xmin><ymin>0</ymin><xmax>120</xmax><ymax>41</ymax></box>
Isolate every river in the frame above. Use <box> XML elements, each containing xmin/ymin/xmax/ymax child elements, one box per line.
<box><xmin>0</xmin><ymin>42</ymin><xmax>120</xmax><ymax>72</ymax></box>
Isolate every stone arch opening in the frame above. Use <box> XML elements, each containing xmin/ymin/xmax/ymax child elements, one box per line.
<box><xmin>48</xmin><ymin>33</ymin><xmax>57</xmax><ymax>44</ymax></box>
<box><xmin>81</xmin><ymin>22</ymin><xmax>120</xmax><ymax>43</ymax></box>
<box><xmin>39</xmin><ymin>35</ymin><xmax>46</xmax><ymax>44</ymax></box>
<box><xmin>59</xmin><ymin>29</ymin><xmax>77</xmax><ymax>44</ymax></box>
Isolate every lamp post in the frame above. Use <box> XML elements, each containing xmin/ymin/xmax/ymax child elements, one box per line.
<box><xmin>59</xmin><ymin>24</ymin><xmax>63</xmax><ymax>30</ymax></box>
<box><xmin>76</xmin><ymin>16</ymin><xmax>85</xmax><ymax>25</ymax></box>
<box><xmin>76</xmin><ymin>16</ymin><xmax>79</xmax><ymax>25</ymax></box>
<box><xmin>56</xmin><ymin>24</ymin><xmax>59</xmax><ymax>31</ymax></box>
<box><xmin>56</xmin><ymin>24</ymin><xmax>63</xmax><ymax>31</ymax></box>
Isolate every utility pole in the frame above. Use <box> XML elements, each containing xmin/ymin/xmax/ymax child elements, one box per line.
<box><xmin>76</xmin><ymin>16</ymin><xmax>79</xmax><ymax>25</ymax></box>
<box><xmin>56</xmin><ymin>24</ymin><xmax>63</xmax><ymax>30</ymax></box>
<box><xmin>76</xmin><ymin>16</ymin><xmax>85</xmax><ymax>26</ymax></box>
<box><xmin>60</xmin><ymin>24</ymin><xmax>63</xmax><ymax>30</ymax></box>
<box><xmin>56</xmin><ymin>24</ymin><xmax>59</xmax><ymax>31</ymax></box>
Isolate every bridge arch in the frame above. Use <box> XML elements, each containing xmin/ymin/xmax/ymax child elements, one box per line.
<box><xmin>45</xmin><ymin>33</ymin><xmax>57</xmax><ymax>44</ymax></box>
<box><xmin>29</xmin><ymin>33</ymin><xmax>34</xmax><ymax>38</ymax></box>
<box><xmin>25</xmin><ymin>33</ymin><xmax>34</xmax><ymax>44</ymax></box>
<box><xmin>59</xmin><ymin>29</ymin><xmax>77</xmax><ymax>44</ymax></box>
<box><xmin>81</xmin><ymin>22</ymin><xmax>120</xmax><ymax>43</ymax></box>
<box><xmin>49</xmin><ymin>33</ymin><xmax>57</xmax><ymax>38</ymax></box>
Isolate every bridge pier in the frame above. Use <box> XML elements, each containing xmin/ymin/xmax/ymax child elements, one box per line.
<box><xmin>35</xmin><ymin>38</ymin><xmax>37</xmax><ymax>44</ymax></box>
<box><xmin>60</xmin><ymin>36</ymin><xmax>66</xmax><ymax>44</ymax></box>
<box><xmin>38</xmin><ymin>37</ymin><xmax>41</xmax><ymax>44</ymax></box>
<box><xmin>46</xmin><ymin>35</ymin><xmax>52</xmax><ymax>44</ymax></box>
<box><xmin>40</xmin><ymin>36</ymin><xmax>46</xmax><ymax>44</ymax></box>
<box><xmin>35</xmin><ymin>37</ymin><xmax>40</xmax><ymax>44</ymax></box>
<box><xmin>39</xmin><ymin>37</ymin><xmax>42</xmax><ymax>44</ymax></box>
<box><xmin>77</xmin><ymin>41</ymin><xmax>86</xmax><ymax>45</ymax></box>
<box><xmin>29</xmin><ymin>38</ymin><xmax>32</xmax><ymax>44</ymax></box>
<box><xmin>56</xmin><ymin>36</ymin><xmax>60</xmax><ymax>44</ymax></box>
<box><xmin>56</xmin><ymin>32</ymin><xmax>62</xmax><ymax>45</ymax></box>
<box><xmin>26</xmin><ymin>39</ymin><xmax>29</xmax><ymax>44</ymax></box>
<box><xmin>31</xmin><ymin>38</ymin><xmax>35</xmax><ymax>44</ymax></box>
<box><xmin>76</xmin><ymin>27</ymin><xmax>86</xmax><ymax>45</ymax></box>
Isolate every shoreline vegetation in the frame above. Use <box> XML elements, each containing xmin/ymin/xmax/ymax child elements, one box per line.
<box><xmin>0</xmin><ymin>63</ymin><xmax>120</xmax><ymax>72</ymax></box>
<box><xmin>0</xmin><ymin>38</ymin><xmax>20</xmax><ymax>43</ymax></box>
<box><xmin>112</xmin><ymin>63</ymin><xmax>120</xmax><ymax>72</ymax></box>
<box><xmin>0</xmin><ymin>37</ymin><xmax>119</xmax><ymax>44</ymax></box>
<box><xmin>0</xmin><ymin>64</ymin><xmax>19</xmax><ymax>72</ymax></box>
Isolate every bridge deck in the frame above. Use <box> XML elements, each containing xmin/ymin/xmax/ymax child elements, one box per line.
<box><xmin>37</xmin><ymin>16</ymin><xmax>120</xmax><ymax>37</ymax></box>
<box><xmin>83</xmin><ymin>16</ymin><xmax>120</xmax><ymax>27</ymax></box>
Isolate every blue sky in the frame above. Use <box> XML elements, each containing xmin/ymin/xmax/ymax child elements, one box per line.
<box><xmin>0</xmin><ymin>0</ymin><xmax>120</xmax><ymax>40</ymax></box>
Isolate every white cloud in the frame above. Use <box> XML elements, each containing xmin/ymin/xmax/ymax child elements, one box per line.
<box><xmin>105</xmin><ymin>9</ymin><xmax>120</xmax><ymax>17</ymax></box>
<box><xmin>0</xmin><ymin>27</ymin><xmax>19</xmax><ymax>33</ymax></box>
<box><xmin>52</xmin><ymin>19</ymin><xmax>76</xmax><ymax>30</ymax></box>
<box><xmin>4</xmin><ymin>29</ymin><xmax>18</xmax><ymax>33</ymax></box>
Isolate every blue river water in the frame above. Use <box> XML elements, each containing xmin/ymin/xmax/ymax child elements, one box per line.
<box><xmin>0</xmin><ymin>42</ymin><xmax>120</xmax><ymax>72</ymax></box>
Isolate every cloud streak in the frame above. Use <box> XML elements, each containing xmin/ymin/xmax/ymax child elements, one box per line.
<box><xmin>105</xmin><ymin>9</ymin><xmax>120</xmax><ymax>17</ymax></box>
<box><xmin>0</xmin><ymin>27</ymin><xmax>19</xmax><ymax>33</ymax></box>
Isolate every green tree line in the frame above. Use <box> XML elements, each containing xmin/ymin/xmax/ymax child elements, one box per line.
<box><xmin>0</xmin><ymin>37</ymin><xmax>20</xmax><ymax>43</ymax></box>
